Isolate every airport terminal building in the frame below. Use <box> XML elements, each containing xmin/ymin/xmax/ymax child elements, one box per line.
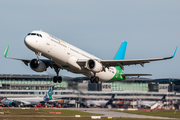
<box><xmin>0</xmin><ymin>74</ymin><xmax>180</xmax><ymax>101</ymax></box>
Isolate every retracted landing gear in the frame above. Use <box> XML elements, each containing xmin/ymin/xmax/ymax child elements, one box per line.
<box><xmin>53</xmin><ymin>66</ymin><xmax>62</xmax><ymax>83</ymax></box>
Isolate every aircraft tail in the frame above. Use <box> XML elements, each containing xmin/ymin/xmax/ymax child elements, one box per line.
<box><xmin>43</xmin><ymin>86</ymin><xmax>54</xmax><ymax>101</ymax></box>
<box><xmin>114</xmin><ymin>41</ymin><xmax>127</xmax><ymax>60</ymax></box>
<box><xmin>106</xmin><ymin>94</ymin><xmax>115</xmax><ymax>105</ymax></box>
<box><xmin>161</xmin><ymin>95</ymin><xmax>166</xmax><ymax>103</ymax></box>
<box><xmin>150</xmin><ymin>95</ymin><xmax>166</xmax><ymax>109</ymax></box>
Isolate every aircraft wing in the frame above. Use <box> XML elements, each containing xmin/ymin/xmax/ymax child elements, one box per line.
<box><xmin>101</xmin><ymin>47</ymin><xmax>177</xmax><ymax>69</ymax></box>
<box><xmin>78</xmin><ymin>46</ymin><xmax>177</xmax><ymax>70</ymax></box>
<box><xmin>4</xmin><ymin>46</ymin><xmax>59</xmax><ymax>68</ymax></box>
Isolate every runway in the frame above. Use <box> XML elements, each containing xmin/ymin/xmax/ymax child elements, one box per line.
<box><xmin>61</xmin><ymin>108</ymin><xmax>175</xmax><ymax>119</ymax></box>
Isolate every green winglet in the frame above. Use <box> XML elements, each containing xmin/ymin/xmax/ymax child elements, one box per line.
<box><xmin>4</xmin><ymin>46</ymin><xmax>9</xmax><ymax>57</ymax></box>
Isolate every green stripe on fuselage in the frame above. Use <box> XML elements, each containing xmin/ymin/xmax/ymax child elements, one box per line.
<box><xmin>110</xmin><ymin>66</ymin><xmax>127</xmax><ymax>81</ymax></box>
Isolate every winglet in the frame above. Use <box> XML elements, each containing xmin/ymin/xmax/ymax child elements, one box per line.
<box><xmin>172</xmin><ymin>46</ymin><xmax>178</xmax><ymax>58</ymax></box>
<box><xmin>114</xmin><ymin>41</ymin><xmax>127</xmax><ymax>60</ymax></box>
<box><xmin>4</xmin><ymin>46</ymin><xmax>9</xmax><ymax>57</ymax></box>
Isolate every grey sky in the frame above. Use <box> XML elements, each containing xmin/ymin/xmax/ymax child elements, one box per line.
<box><xmin>0</xmin><ymin>0</ymin><xmax>179</xmax><ymax>79</ymax></box>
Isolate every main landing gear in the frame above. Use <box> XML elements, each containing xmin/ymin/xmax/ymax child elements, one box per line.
<box><xmin>35</xmin><ymin>52</ymin><xmax>62</xmax><ymax>83</ymax></box>
<box><xmin>53</xmin><ymin>76</ymin><xmax>62</xmax><ymax>83</ymax></box>
<box><xmin>90</xmin><ymin>73</ymin><xmax>100</xmax><ymax>83</ymax></box>
<box><xmin>90</xmin><ymin>76</ymin><xmax>99</xmax><ymax>83</ymax></box>
<box><xmin>53</xmin><ymin>66</ymin><xmax>62</xmax><ymax>83</ymax></box>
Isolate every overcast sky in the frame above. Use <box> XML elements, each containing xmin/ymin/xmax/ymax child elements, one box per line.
<box><xmin>0</xmin><ymin>0</ymin><xmax>179</xmax><ymax>79</ymax></box>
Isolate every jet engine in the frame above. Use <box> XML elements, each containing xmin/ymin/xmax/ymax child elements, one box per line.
<box><xmin>86</xmin><ymin>59</ymin><xmax>103</xmax><ymax>73</ymax></box>
<box><xmin>30</xmin><ymin>59</ymin><xmax>47</xmax><ymax>72</ymax></box>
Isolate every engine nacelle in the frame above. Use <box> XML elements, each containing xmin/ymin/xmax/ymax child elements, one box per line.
<box><xmin>30</xmin><ymin>59</ymin><xmax>47</xmax><ymax>72</ymax></box>
<box><xmin>86</xmin><ymin>59</ymin><xmax>103</xmax><ymax>73</ymax></box>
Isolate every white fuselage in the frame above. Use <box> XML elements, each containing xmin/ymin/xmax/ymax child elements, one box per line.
<box><xmin>84</xmin><ymin>100</ymin><xmax>108</xmax><ymax>107</ymax></box>
<box><xmin>138</xmin><ymin>101</ymin><xmax>157</xmax><ymax>107</ymax></box>
<box><xmin>24</xmin><ymin>30</ymin><xmax>116</xmax><ymax>81</ymax></box>
<box><xmin>1</xmin><ymin>97</ymin><xmax>44</xmax><ymax>105</ymax></box>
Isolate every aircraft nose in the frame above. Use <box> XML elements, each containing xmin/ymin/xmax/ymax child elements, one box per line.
<box><xmin>24</xmin><ymin>36</ymin><xmax>32</xmax><ymax>48</ymax></box>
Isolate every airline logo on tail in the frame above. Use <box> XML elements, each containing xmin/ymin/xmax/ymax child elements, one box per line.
<box><xmin>43</xmin><ymin>86</ymin><xmax>54</xmax><ymax>101</ymax></box>
<box><xmin>161</xmin><ymin>95</ymin><xmax>166</xmax><ymax>103</ymax></box>
<box><xmin>106</xmin><ymin>94</ymin><xmax>115</xmax><ymax>105</ymax></box>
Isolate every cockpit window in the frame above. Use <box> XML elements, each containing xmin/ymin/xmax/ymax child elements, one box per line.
<box><xmin>27</xmin><ymin>33</ymin><xmax>42</xmax><ymax>37</ymax></box>
<box><xmin>31</xmin><ymin>33</ymin><xmax>36</xmax><ymax>35</ymax></box>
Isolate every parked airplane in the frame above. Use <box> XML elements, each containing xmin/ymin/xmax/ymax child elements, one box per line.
<box><xmin>1</xmin><ymin>86</ymin><xmax>54</xmax><ymax>107</ymax></box>
<box><xmin>4</xmin><ymin>30</ymin><xmax>178</xmax><ymax>83</ymax></box>
<box><xmin>84</xmin><ymin>94</ymin><xmax>115</xmax><ymax>108</ymax></box>
<box><xmin>138</xmin><ymin>95</ymin><xmax>166</xmax><ymax>109</ymax></box>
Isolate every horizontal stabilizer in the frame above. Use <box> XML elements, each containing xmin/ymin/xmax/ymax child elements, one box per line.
<box><xmin>121</xmin><ymin>74</ymin><xmax>152</xmax><ymax>77</ymax></box>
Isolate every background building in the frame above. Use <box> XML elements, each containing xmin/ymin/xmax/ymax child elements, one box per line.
<box><xmin>0</xmin><ymin>74</ymin><xmax>180</xmax><ymax>92</ymax></box>
<box><xmin>0</xmin><ymin>74</ymin><xmax>180</xmax><ymax>101</ymax></box>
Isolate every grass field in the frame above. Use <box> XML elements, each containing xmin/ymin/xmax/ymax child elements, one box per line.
<box><xmin>0</xmin><ymin>108</ymin><xmax>178</xmax><ymax>120</ymax></box>
<box><xmin>0</xmin><ymin>117</ymin><xmax>177</xmax><ymax>120</ymax></box>
<box><xmin>0</xmin><ymin>108</ymin><xmax>100</xmax><ymax>117</ymax></box>
<box><xmin>117</xmin><ymin>109</ymin><xmax>180</xmax><ymax>119</ymax></box>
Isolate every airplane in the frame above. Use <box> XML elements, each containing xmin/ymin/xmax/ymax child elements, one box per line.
<box><xmin>1</xmin><ymin>86</ymin><xmax>54</xmax><ymax>107</ymax></box>
<box><xmin>4</xmin><ymin>30</ymin><xmax>178</xmax><ymax>83</ymax></box>
<box><xmin>138</xmin><ymin>95</ymin><xmax>166</xmax><ymax>109</ymax></box>
<box><xmin>84</xmin><ymin>94</ymin><xmax>115</xmax><ymax>108</ymax></box>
